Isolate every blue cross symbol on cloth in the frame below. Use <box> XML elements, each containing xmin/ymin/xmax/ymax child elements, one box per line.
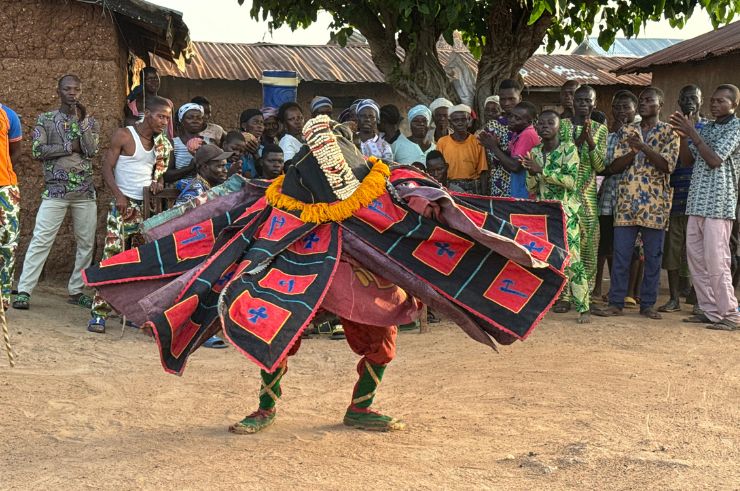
<box><xmin>181</xmin><ymin>225</ymin><xmax>206</xmax><ymax>245</ymax></box>
<box><xmin>247</xmin><ymin>306</ymin><xmax>268</xmax><ymax>323</ymax></box>
<box><xmin>435</xmin><ymin>241</ymin><xmax>456</xmax><ymax>258</ymax></box>
<box><xmin>499</xmin><ymin>279</ymin><xmax>528</xmax><ymax>298</ymax></box>
<box><xmin>278</xmin><ymin>279</ymin><xmax>295</xmax><ymax>292</ymax></box>
<box><xmin>215</xmin><ymin>271</ymin><xmax>235</xmax><ymax>286</ymax></box>
<box><xmin>523</xmin><ymin>241</ymin><xmax>545</xmax><ymax>253</ymax></box>
<box><xmin>302</xmin><ymin>232</ymin><xmax>320</xmax><ymax>249</ymax></box>
<box><xmin>267</xmin><ymin>215</ymin><xmax>286</xmax><ymax>237</ymax></box>
<box><xmin>367</xmin><ymin>199</ymin><xmax>393</xmax><ymax>220</ymax></box>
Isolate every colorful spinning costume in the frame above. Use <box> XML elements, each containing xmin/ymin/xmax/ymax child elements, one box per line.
<box><xmin>84</xmin><ymin>116</ymin><xmax>568</xmax><ymax>432</ymax></box>
<box><xmin>559</xmin><ymin>119</ymin><xmax>607</xmax><ymax>293</ymax></box>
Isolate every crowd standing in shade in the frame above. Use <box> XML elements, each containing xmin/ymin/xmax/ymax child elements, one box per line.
<box><xmin>3</xmin><ymin>67</ymin><xmax>739</xmax><ymax>333</ymax></box>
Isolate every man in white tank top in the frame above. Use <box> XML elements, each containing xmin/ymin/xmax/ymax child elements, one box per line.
<box><xmin>87</xmin><ymin>96</ymin><xmax>173</xmax><ymax>333</ymax></box>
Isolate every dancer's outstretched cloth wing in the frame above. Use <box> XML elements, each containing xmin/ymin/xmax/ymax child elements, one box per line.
<box><xmin>85</xmin><ymin>116</ymin><xmax>568</xmax><ymax>375</ymax></box>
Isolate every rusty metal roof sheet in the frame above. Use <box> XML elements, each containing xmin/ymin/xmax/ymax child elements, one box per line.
<box><xmin>152</xmin><ymin>41</ymin><xmax>649</xmax><ymax>87</ymax></box>
<box><xmin>617</xmin><ymin>21</ymin><xmax>740</xmax><ymax>74</ymax></box>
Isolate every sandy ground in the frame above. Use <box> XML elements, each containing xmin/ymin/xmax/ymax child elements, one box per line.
<box><xmin>0</xmin><ymin>283</ymin><xmax>738</xmax><ymax>490</ymax></box>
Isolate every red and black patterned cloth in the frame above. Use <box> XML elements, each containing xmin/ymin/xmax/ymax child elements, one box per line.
<box><xmin>84</xmin><ymin>164</ymin><xmax>568</xmax><ymax>375</ymax></box>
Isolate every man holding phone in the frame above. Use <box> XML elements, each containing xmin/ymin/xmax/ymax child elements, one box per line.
<box><xmin>14</xmin><ymin>75</ymin><xmax>99</xmax><ymax>311</ymax></box>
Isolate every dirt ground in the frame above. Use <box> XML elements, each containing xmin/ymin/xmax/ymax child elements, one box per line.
<box><xmin>0</xmin><ymin>283</ymin><xmax>738</xmax><ymax>490</ymax></box>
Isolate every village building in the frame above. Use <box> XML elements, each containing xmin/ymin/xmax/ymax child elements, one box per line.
<box><xmin>616</xmin><ymin>20</ymin><xmax>740</xmax><ymax>116</ymax></box>
<box><xmin>153</xmin><ymin>36</ymin><xmax>649</xmax><ymax>132</ymax></box>
<box><xmin>0</xmin><ymin>0</ymin><xmax>191</xmax><ymax>278</ymax></box>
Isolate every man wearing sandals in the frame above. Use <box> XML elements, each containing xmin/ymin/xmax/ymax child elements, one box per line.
<box><xmin>87</xmin><ymin>95</ymin><xmax>172</xmax><ymax>333</ymax></box>
<box><xmin>593</xmin><ymin>87</ymin><xmax>679</xmax><ymax>320</ymax></box>
<box><xmin>14</xmin><ymin>75</ymin><xmax>99</xmax><ymax>311</ymax></box>
<box><xmin>671</xmin><ymin>84</ymin><xmax>740</xmax><ymax>331</ymax></box>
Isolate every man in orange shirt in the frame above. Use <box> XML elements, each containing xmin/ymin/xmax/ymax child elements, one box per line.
<box><xmin>0</xmin><ymin>102</ymin><xmax>23</xmax><ymax>309</ymax></box>
<box><xmin>436</xmin><ymin>104</ymin><xmax>488</xmax><ymax>194</ymax></box>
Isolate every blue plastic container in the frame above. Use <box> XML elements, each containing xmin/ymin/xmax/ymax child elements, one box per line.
<box><xmin>261</xmin><ymin>70</ymin><xmax>299</xmax><ymax>109</ymax></box>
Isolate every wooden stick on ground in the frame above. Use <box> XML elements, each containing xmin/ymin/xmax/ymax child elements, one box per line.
<box><xmin>0</xmin><ymin>305</ymin><xmax>15</xmax><ymax>367</ymax></box>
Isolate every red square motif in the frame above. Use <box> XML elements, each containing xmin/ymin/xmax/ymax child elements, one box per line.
<box><xmin>353</xmin><ymin>192</ymin><xmax>407</xmax><ymax>233</ymax></box>
<box><xmin>228</xmin><ymin>291</ymin><xmax>292</xmax><ymax>343</ymax></box>
<box><xmin>258</xmin><ymin>269</ymin><xmax>317</xmax><ymax>295</ymax></box>
<box><xmin>173</xmin><ymin>219</ymin><xmax>215</xmax><ymax>261</ymax></box>
<box><xmin>514</xmin><ymin>228</ymin><xmax>554</xmax><ymax>263</ymax></box>
<box><xmin>510</xmin><ymin>214</ymin><xmax>549</xmax><ymax>241</ymax></box>
<box><xmin>256</xmin><ymin>209</ymin><xmax>305</xmax><ymax>241</ymax></box>
<box><xmin>460</xmin><ymin>206</ymin><xmax>487</xmax><ymax>229</ymax></box>
<box><xmin>163</xmin><ymin>294</ymin><xmax>201</xmax><ymax>357</ymax></box>
<box><xmin>484</xmin><ymin>261</ymin><xmax>543</xmax><ymax>313</ymax></box>
<box><xmin>288</xmin><ymin>224</ymin><xmax>331</xmax><ymax>255</ymax></box>
<box><xmin>100</xmin><ymin>247</ymin><xmax>141</xmax><ymax>267</ymax></box>
<box><xmin>412</xmin><ymin>227</ymin><xmax>473</xmax><ymax>275</ymax></box>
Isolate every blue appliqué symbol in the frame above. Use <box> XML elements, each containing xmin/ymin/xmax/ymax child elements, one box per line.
<box><xmin>267</xmin><ymin>215</ymin><xmax>286</xmax><ymax>237</ymax></box>
<box><xmin>248</xmin><ymin>306</ymin><xmax>268</xmax><ymax>323</ymax></box>
<box><xmin>524</xmin><ymin>241</ymin><xmax>545</xmax><ymax>253</ymax></box>
<box><xmin>499</xmin><ymin>279</ymin><xmax>528</xmax><ymax>298</ymax></box>
<box><xmin>435</xmin><ymin>241</ymin><xmax>456</xmax><ymax>258</ymax></box>
<box><xmin>367</xmin><ymin>199</ymin><xmax>393</xmax><ymax>220</ymax></box>
<box><xmin>181</xmin><ymin>225</ymin><xmax>206</xmax><ymax>245</ymax></box>
<box><xmin>215</xmin><ymin>271</ymin><xmax>235</xmax><ymax>286</ymax></box>
<box><xmin>518</xmin><ymin>225</ymin><xmax>545</xmax><ymax>237</ymax></box>
<box><xmin>302</xmin><ymin>232</ymin><xmax>320</xmax><ymax>249</ymax></box>
<box><xmin>278</xmin><ymin>279</ymin><xmax>295</xmax><ymax>292</ymax></box>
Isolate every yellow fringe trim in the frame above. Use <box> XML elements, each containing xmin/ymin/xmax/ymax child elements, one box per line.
<box><xmin>265</xmin><ymin>159</ymin><xmax>391</xmax><ymax>223</ymax></box>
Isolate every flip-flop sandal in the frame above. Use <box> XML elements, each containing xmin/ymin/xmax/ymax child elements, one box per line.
<box><xmin>553</xmin><ymin>300</ymin><xmax>571</xmax><ymax>313</ymax></box>
<box><xmin>591</xmin><ymin>305</ymin><xmax>624</xmax><ymax>317</ymax></box>
<box><xmin>683</xmin><ymin>314</ymin><xmax>712</xmax><ymax>324</ymax></box>
<box><xmin>706</xmin><ymin>319</ymin><xmax>738</xmax><ymax>331</ymax></box>
<box><xmin>12</xmin><ymin>292</ymin><xmax>30</xmax><ymax>310</ymax></box>
<box><xmin>624</xmin><ymin>297</ymin><xmax>638</xmax><ymax>308</ymax></box>
<box><xmin>203</xmin><ymin>336</ymin><xmax>228</xmax><ymax>349</ymax></box>
<box><xmin>68</xmin><ymin>293</ymin><xmax>93</xmax><ymax>309</ymax></box>
<box><xmin>640</xmin><ymin>308</ymin><xmax>662</xmax><ymax>320</ymax></box>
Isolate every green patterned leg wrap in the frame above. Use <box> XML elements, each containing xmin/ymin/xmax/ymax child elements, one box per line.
<box><xmin>259</xmin><ymin>367</ymin><xmax>286</xmax><ymax>410</ymax></box>
<box><xmin>228</xmin><ymin>367</ymin><xmax>286</xmax><ymax>435</ymax></box>
<box><xmin>344</xmin><ymin>360</ymin><xmax>405</xmax><ymax>431</ymax></box>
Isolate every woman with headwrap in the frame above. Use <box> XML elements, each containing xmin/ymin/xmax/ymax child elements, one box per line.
<box><xmin>277</xmin><ymin>102</ymin><xmax>305</xmax><ymax>163</ymax></box>
<box><xmin>379</xmin><ymin>104</ymin><xmax>428</xmax><ymax>166</ymax></box>
<box><xmin>406</xmin><ymin>104</ymin><xmax>436</xmax><ymax>165</ymax></box>
<box><xmin>338</xmin><ymin>99</ymin><xmax>362</xmax><ymax>134</ymax></box>
<box><xmin>357</xmin><ymin>99</ymin><xmax>393</xmax><ymax>161</ymax></box>
<box><xmin>260</xmin><ymin>106</ymin><xmax>281</xmax><ymax>146</ymax></box>
<box><xmin>165</xmin><ymin>103</ymin><xmax>204</xmax><ymax>183</ymax></box>
<box><xmin>123</xmin><ymin>67</ymin><xmax>174</xmax><ymax>139</ymax></box>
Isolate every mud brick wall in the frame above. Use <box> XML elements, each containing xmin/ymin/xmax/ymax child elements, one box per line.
<box><xmin>0</xmin><ymin>0</ymin><xmax>128</xmax><ymax>283</ymax></box>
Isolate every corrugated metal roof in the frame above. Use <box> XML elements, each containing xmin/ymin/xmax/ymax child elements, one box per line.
<box><xmin>572</xmin><ymin>37</ymin><xmax>681</xmax><ymax>57</ymax></box>
<box><xmin>522</xmin><ymin>55</ymin><xmax>649</xmax><ymax>86</ymax></box>
<box><xmin>617</xmin><ymin>21</ymin><xmax>740</xmax><ymax>74</ymax></box>
<box><xmin>152</xmin><ymin>41</ymin><xmax>649</xmax><ymax>88</ymax></box>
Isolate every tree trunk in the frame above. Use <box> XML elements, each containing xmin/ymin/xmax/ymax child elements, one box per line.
<box><xmin>474</xmin><ymin>1</ymin><xmax>553</xmax><ymax>115</ymax></box>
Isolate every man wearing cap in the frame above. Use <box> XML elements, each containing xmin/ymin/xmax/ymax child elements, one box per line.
<box><xmin>436</xmin><ymin>104</ymin><xmax>488</xmax><ymax>194</ymax></box>
<box><xmin>86</xmin><ymin>95</ymin><xmax>173</xmax><ymax>334</ymax></box>
<box><xmin>175</xmin><ymin>144</ymin><xmax>230</xmax><ymax>205</ymax></box>
<box><xmin>310</xmin><ymin>96</ymin><xmax>333</xmax><ymax>118</ymax></box>
<box><xmin>379</xmin><ymin>104</ymin><xmax>425</xmax><ymax>165</ymax></box>
<box><xmin>428</xmin><ymin>97</ymin><xmax>454</xmax><ymax>142</ymax></box>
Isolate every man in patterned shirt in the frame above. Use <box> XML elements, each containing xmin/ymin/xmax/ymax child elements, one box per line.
<box><xmin>594</xmin><ymin>87</ymin><xmax>678</xmax><ymax>319</ymax></box>
<box><xmin>13</xmin><ymin>75</ymin><xmax>99</xmax><ymax>310</ymax></box>
<box><xmin>671</xmin><ymin>84</ymin><xmax>740</xmax><ymax>331</ymax></box>
<box><xmin>595</xmin><ymin>90</ymin><xmax>638</xmax><ymax>299</ymax></box>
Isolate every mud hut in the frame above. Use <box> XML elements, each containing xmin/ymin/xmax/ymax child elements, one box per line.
<box><xmin>0</xmin><ymin>0</ymin><xmax>191</xmax><ymax>281</ymax></box>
